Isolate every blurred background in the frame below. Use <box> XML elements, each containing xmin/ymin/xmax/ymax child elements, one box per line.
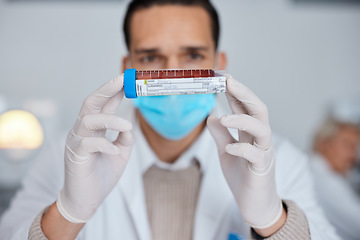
<box><xmin>0</xmin><ymin>0</ymin><xmax>359</xmax><ymax>219</ymax></box>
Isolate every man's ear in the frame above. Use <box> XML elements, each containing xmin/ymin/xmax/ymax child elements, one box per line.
<box><xmin>122</xmin><ymin>56</ymin><xmax>130</xmax><ymax>73</ymax></box>
<box><xmin>216</xmin><ymin>52</ymin><xmax>227</xmax><ymax>70</ymax></box>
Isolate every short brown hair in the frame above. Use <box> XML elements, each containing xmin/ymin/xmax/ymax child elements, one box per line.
<box><xmin>123</xmin><ymin>0</ymin><xmax>220</xmax><ymax>50</ymax></box>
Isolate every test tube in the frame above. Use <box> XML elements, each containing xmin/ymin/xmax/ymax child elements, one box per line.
<box><xmin>123</xmin><ymin>69</ymin><xmax>227</xmax><ymax>98</ymax></box>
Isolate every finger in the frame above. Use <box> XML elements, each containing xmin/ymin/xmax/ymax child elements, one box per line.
<box><xmin>226</xmin><ymin>75</ymin><xmax>269</xmax><ymax>124</ymax></box>
<box><xmin>114</xmin><ymin>131</ymin><xmax>135</xmax><ymax>148</ymax></box>
<box><xmin>79</xmin><ymin>75</ymin><xmax>124</xmax><ymax>117</ymax></box>
<box><xmin>74</xmin><ymin>114</ymin><xmax>133</xmax><ymax>137</ymax></box>
<box><xmin>222</xmin><ymin>96</ymin><xmax>253</xmax><ymax>144</ymax></box>
<box><xmin>220</xmin><ymin>114</ymin><xmax>272</xmax><ymax>150</ymax></box>
<box><xmin>101</xmin><ymin>90</ymin><xmax>125</xmax><ymax>114</ymax></box>
<box><xmin>207</xmin><ymin>115</ymin><xmax>236</xmax><ymax>155</ymax></box>
<box><xmin>225</xmin><ymin>91</ymin><xmax>248</xmax><ymax>115</ymax></box>
<box><xmin>66</xmin><ymin>137</ymin><xmax>121</xmax><ymax>162</ymax></box>
<box><xmin>238</xmin><ymin>130</ymin><xmax>253</xmax><ymax>145</ymax></box>
<box><xmin>225</xmin><ymin>142</ymin><xmax>264</xmax><ymax>165</ymax></box>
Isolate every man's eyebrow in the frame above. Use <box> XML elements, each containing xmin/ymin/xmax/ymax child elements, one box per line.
<box><xmin>181</xmin><ymin>46</ymin><xmax>209</xmax><ymax>51</ymax></box>
<box><xmin>134</xmin><ymin>48</ymin><xmax>160</xmax><ymax>54</ymax></box>
<box><xmin>134</xmin><ymin>46</ymin><xmax>209</xmax><ymax>54</ymax></box>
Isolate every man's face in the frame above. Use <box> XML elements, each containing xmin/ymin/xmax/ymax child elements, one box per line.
<box><xmin>125</xmin><ymin>5</ymin><xmax>221</xmax><ymax>70</ymax></box>
<box><xmin>324</xmin><ymin>126</ymin><xmax>360</xmax><ymax>174</ymax></box>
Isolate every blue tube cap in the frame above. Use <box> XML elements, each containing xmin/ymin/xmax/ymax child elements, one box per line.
<box><xmin>124</xmin><ymin>68</ymin><xmax>137</xmax><ymax>98</ymax></box>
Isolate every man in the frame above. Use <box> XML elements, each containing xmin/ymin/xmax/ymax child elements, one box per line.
<box><xmin>0</xmin><ymin>0</ymin><xmax>338</xmax><ymax>239</ymax></box>
<box><xmin>311</xmin><ymin>117</ymin><xmax>360</xmax><ymax>240</ymax></box>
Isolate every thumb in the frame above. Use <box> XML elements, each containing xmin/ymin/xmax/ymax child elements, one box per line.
<box><xmin>207</xmin><ymin>115</ymin><xmax>236</xmax><ymax>155</ymax></box>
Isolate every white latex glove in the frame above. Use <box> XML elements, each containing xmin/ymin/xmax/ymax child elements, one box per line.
<box><xmin>207</xmin><ymin>75</ymin><xmax>283</xmax><ymax>229</ymax></box>
<box><xmin>57</xmin><ymin>75</ymin><xmax>134</xmax><ymax>223</ymax></box>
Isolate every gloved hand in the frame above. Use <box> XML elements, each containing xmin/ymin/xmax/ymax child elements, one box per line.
<box><xmin>57</xmin><ymin>75</ymin><xmax>135</xmax><ymax>223</ymax></box>
<box><xmin>207</xmin><ymin>75</ymin><xmax>283</xmax><ymax>229</ymax></box>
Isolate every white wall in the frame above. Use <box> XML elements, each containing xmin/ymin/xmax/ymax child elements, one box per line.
<box><xmin>0</xmin><ymin>0</ymin><xmax>359</xmax><ymax>151</ymax></box>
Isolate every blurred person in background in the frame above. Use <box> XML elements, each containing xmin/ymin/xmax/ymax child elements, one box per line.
<box><xmin>311</xmin><ymin>117</ymin><xmax>360</xmax><ymax>240</ymax></box>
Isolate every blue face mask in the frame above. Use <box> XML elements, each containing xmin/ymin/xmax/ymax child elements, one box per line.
<box><xmin>133</xmin><ymin>94</ymin><xmax>215</xmax><ymax>140</ymax></box>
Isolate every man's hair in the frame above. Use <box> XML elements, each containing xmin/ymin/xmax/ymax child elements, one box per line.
<box><xmin>123</xmin><ymin>0</ymin><xmax>220</xmax><ymax>51</ymax></box>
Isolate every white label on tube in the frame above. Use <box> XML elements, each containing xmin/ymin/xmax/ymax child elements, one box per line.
<box><xmin>135</xmin><ymin>76</ymin><xmax>226</xmax><ymax>96</ymax></box>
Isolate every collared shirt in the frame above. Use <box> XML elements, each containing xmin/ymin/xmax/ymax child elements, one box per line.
<box><xmin>133</xmin><ymin>115</ymin><xmax>213</xmax><ymax>174</ymax></box>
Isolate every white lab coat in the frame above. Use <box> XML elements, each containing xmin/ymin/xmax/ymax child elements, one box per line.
<box><xmin>0</xmin><ymin>104</ymin><xmax>339</xmax><ymax>240</ymax></box>
<box><xmin>310</xmin><ymin>153</ymin><xmax>360</xmax><ymax>240</ymax></box>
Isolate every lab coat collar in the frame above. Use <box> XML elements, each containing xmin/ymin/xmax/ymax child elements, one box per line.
<box><xmin>118</xmin><ymin>143</ymin><xmax>152</xmax><ymax>240</ymax></box>
<box><xmin>192</xmin><ymin>130</ymin><xmax>233</xmax><ymax>240</ymax></box>
<box><xmin>117</xmin><ymin>104</ymin><xmax>152</xmax><ymax>240</ymax></box>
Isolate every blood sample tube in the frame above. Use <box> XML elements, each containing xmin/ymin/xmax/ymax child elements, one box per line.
<box><xmin>124</xmin><ymin>69</ymin><xmax>227</xmax><ymax>98</ymax></box>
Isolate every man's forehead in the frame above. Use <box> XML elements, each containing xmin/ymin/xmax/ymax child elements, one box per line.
<box><xmin>129</xmin><ymin>5</ymin><xmax>214</xmax><ymax>51</ymax></box>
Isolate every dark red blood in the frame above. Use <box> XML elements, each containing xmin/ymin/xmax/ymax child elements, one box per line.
<box><xmin>135</xmin><ymin>69</ymin><xmax>215</xmax><ymax>80</ymax></box>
